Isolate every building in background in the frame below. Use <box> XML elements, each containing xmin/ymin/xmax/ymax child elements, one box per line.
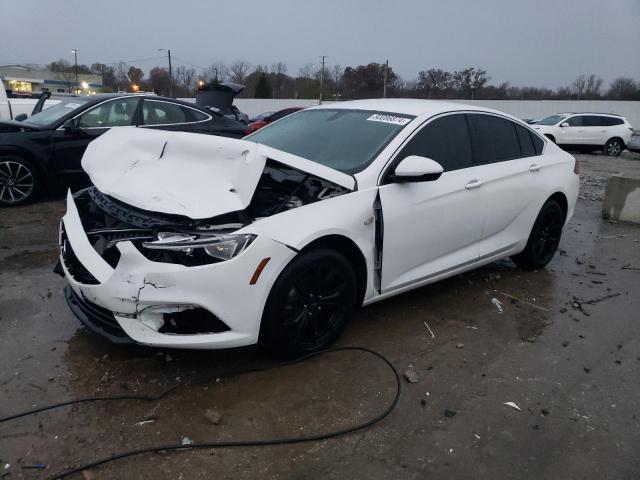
<box><xmin>0</xmin><ymin>65</ymin><xmax>102</xmax><ymax>96</ymax></box>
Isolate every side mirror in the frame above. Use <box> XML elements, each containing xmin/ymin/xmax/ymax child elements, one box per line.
<box><xmin>14</xmin><ymin>113</ymin><xmax>28</xmax><ymax>122</ymax></box>
<box><xmin>62</xmin><ymin>118</ymin><xmax>79</xmax><ymax>134</ymax></box>
<box><xmin>560</xmin><ymin>122</ymin><xmax>569</xmax><ymax>128</ymax></box>
<box><xmin>390</xmin><ymin>155</ymin><xmax>444</xmax><ymax>182</ymax></box>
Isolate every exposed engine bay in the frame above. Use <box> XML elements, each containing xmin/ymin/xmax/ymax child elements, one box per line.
<box><xmin>74</xmin><ymin>159</ymin><xmax>350</xmax><ymax>267</ymax></box>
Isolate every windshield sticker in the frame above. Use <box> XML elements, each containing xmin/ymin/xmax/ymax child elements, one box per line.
<box><xmin>64</xmin><ymin>103</ymin><xmax>83</xmax><ymax>109</ymax></box>
<box><xmin>366</xmin><ymin>114</ymin><xmax>411</xmax><ymax>126</ymax></box>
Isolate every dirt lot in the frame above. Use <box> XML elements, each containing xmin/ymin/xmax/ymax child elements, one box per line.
<box><xmin>1</xmin><ymin>152</ymin><xmax>639</xmax><ymax>479</ymax></box>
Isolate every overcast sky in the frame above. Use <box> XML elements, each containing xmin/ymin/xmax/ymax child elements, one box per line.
<box><xmin>1</xmin><ymin>0</ymin><xmax>639</xmax><ymax>88</ymax></box>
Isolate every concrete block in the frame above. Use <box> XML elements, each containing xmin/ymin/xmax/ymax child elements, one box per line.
<box><xmin>602</xmin><ymin>175</ymin><xmax>640</xmax><ymax>224</ymax></box>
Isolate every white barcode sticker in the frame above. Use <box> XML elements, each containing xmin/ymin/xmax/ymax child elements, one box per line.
<box><xmin>366</xmin><ymin>114</ymin><xmax>411</xmax><ymax>126</ymax></box>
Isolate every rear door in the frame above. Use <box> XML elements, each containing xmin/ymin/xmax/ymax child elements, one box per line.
<box><xmin>379</xmin><ymin>113</ymin><xmax>486</xmax><ymax>292</ymax></box>
<box><xmin>466</xmin><ymin>113</ymin><xmax>547</xmax><ymax>257</ymax></box>
<box><xmin>52</xmin><ymin>97</ymin><xmax>141</xmax><ymax>174</ymax></box>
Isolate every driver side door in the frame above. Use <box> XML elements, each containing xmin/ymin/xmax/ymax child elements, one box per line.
<box><xmin>378</xmin><ymin>113</ymin><xmax>486</xmax><ymax>293</ymax></box>
<box><xmin>52</xmin><ymin>97</ymin><xmax>141</xmax><ymax>175</ymax></box>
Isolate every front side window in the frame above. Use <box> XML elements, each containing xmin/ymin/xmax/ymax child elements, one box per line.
<box><xmin>78</xmin><ymin>97</ymin><xmax>140</xmax><ymax>128</ymax></box>
<box><xmin>396</xmin><ymin>114</ymin><xmax>472</xmax><ymax>172</ymax></box>
<box><xmin>538</xmin><ymin>114</ymin><xmax>568</xmax><ymax>126</ymax></box>
<box><xmin>246</xmin><ymin>109</ymin><xmax>414</xmax><ymax>173</ymax></box>
<box><xmin>467</xmin><ymin>114</ymin><xmax>521</xmax><ymax>164</ymax></box>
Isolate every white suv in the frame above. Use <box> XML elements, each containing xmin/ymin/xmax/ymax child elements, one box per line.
<box><xmin>533</xmin><ymin>113</ymin><xmax>633</xmax><ymax>156</ymax></box>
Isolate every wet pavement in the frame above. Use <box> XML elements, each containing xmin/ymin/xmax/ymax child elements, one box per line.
<box><xmin>1</xmin><ymin>153</ymin><xmax>639</xmax><ymax>479</ymax></box>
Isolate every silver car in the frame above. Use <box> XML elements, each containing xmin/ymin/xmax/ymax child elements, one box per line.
<box><xmin>627</xmin><ymin>130</ymin><xmax>640</xmax><ymax>154</ymax></box>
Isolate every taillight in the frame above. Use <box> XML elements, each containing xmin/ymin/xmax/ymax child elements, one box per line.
<box><xmin>573</xmin><ymin>157</ymin><xmax>580</xmax><ymax>175</ymax></box>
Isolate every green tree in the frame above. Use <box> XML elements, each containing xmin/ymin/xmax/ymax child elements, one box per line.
<box><xmin>254</xmin><ymin>74</ymin><xmax>272</xmax><ymax>98</ymax></box>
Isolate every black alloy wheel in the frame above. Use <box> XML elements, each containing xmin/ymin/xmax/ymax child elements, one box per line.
<box><xmin>0</xmin><ymin>157</ymin><xmax>38</xmax><ymax>206</ymax></box>
<box><xmin>511</xmin><ymin>199</ymin><xmax>565</xmax><ymax>270</ymax></box>
<box><xmin>260</xmin><ymin>249</ymin><xmax>358</xmax><ymax>358</ymax></box>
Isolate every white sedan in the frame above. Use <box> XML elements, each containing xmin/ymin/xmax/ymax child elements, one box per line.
<box><xmin>58</xmin><ymin>99</ymin><xmax>579</xmax><ymax>356</ymax></box>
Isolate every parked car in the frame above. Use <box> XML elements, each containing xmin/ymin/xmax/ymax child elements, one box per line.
<box><xmin>0</xmin><ymin>93</ymin><xmax>247</xmax><ymax>206</ymax></box>
<box><xmin>57</xmin><ymin>99</ymin><xmax>579</xmax><ymax>356</ymax></box>
<box><xmin>248</xmin><ymin>111</ymin><xmax>274</xmax><ymax>123</ymax></box>
<box><xmin>627</xmin><ymin>130</ymin><xmax>640</xmax><ymax>154</ymax></box>
<box><xmin>532</xmin><ymin>113</ymin><xmax>633</xmax><ymax>156</ymax></box>
<box><xmin>245</xmin><ymin>107</ymin><xmax>304</xmax><ymax>134</ymax></box>
<box><xmin>195</xmin><ymin>82</ymin><xmax>249</xmax><ymax>124</ymax></box>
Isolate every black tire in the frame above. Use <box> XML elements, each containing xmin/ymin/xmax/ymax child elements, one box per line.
<box><xmin>604</xmin><ymin>138</ymin><xmax>623</xmax><ymax>157</ymax></box>
<box><xmin>0</xmin><ymin>156</ymin><xmax>40</xmax><ymax>206</ymax></box>
<box><xmin>260</xmin><ymin>248</ymin><xmax>358</xmax><ymax>358</ymax></box>
<box><xmin>544</xmin><ymin>134</ymin><xmax>556</xmax><ymax>144</ymax></box>
<box><xmin>511</xmin><ymin>199</ymin><xmax>565</xmax><ymax>270</ymax></box>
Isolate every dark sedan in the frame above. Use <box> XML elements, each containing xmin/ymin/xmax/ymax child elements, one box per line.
<box><xmin>0</xmin><ymin>93</ymin><xmax>247</xmax><ymax>206</ymax></box>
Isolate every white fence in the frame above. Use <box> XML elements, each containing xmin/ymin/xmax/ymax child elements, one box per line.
<box><xmin>182</xmin><ymin>98</ymin><xmax>640</xmax><ymax>127</ymax></box>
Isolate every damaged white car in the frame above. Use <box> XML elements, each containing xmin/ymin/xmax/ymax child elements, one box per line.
<box><xmin>57</xmin><ymin>100</ymin><xmax>579</xmax><ymax>356</ymax></box>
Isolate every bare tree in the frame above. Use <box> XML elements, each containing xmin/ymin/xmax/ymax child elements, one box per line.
<box><xmin>174</xmin><ymin>66</ymin><xmax>196</xmax><ymax>96</ymax></box>
<box><xmin>205</xmin><ymin>62</ymin><xmax>228</xmax><ymax>82</ymax></box>
<box><xmin>114</xmin><ymin>62</ymin><xmax>129</xmax><ymax>91</ymax></box>
<box><xmin>572</xmin><ymin>74</ymin><xmax>587</xmax><ymax>99</ymax></box>
<box><xmin>229</xmin><ymin>60</ymin><xmax>251</xmax><ymax>84</ymax></box>
<box><xmin>583</xmin><ymin>74</ymin><xmax>603</xmax><ymax>99</ymax></box>
<box><xmin>331</xmin><ymin>64</ymin><xmax>343</xmax><ymax>97</ymax></box>
<box><xmin>608</xmin><ymin>77</ymin><xmax>638</xmax><ymax>99</ymax></box>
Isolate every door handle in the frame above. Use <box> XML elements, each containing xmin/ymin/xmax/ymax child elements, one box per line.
<box><xmin>465</xmin><ymin>179</ymin><xmax>484</xmax><ymax>190</ymax></box>
<box><xmin>529</xmin><ymin>164</ymin><xmax>542</xmax><ymax>172</ymax></box>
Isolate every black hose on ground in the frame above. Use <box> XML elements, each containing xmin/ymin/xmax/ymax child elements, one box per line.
<box><xmin>0</xmin><ymin>346</ymin><xmax>401</xmax><ymax>480</ymax></box>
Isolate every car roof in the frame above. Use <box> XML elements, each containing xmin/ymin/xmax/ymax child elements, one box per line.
<box><xmin>309</xmin><ymin>98</ymin><xmax>504</xmax><ymax>117</ymax></box>
<box><xmin>555</xmin><ymin>112</ymin><xmax>624</xmax><ymax>117</ymax></box>
<box><xmin>64</xmin><ymin>93</ymin><xmax>208</xmax><ymax>110</ymax></box>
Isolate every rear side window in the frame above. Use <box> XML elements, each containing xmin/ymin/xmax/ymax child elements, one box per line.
<box><xmin>182</xmin><ymin>107</ymin><xmax>209</xmax><ymax>122</ymax></box>
<box><xmin>467</xmin><ymin>114</ymin><xmax>521</xmax><ymax>164</ymax></box>
<box><xmin>597</xmin><ymin>116</ymin><xmax>624</xmax><ymax>126</ymax></box>
<box><xmin>531</xmin><ymin>131</ymin><xmax>544</xmax><ymax>154</ymax></box>
<box><xmin>397</xmin><ymin>114</ymin><xmax>472</xmax><ymax>172</ymax></box>
<box><xmin>515</xmin><ymin>124</ymin><xmax>535</xmax><ymax>157</ymax></box>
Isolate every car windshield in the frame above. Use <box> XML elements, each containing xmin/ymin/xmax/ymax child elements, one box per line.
<box><xmin>537</xmin><ymin>114</ymin><xmax>568</xmax><ymax>126</ymax></box>
<box><xmin>246</xmin><ymin>109</ymin><xmax>414</xmax><ymax>173</ymax></box>
<box><xmin>24</xmin><ymin>99</ymin><xmax>90</xmax><ymax>126</ymax></box>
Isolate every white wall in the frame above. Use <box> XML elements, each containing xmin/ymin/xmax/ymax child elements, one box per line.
<box><xmin>453</xmin><ymin>100</ymin><xmax>640</xmax><ymax>128</ymax></box>
<box><xmin>181</xmin><ymin>98</ymin><xmax>640</xmax><ymax>127</ymax></box>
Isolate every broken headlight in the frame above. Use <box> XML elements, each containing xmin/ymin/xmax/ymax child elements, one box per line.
<box><xmin>142</xmin><ymin>232</ymin><xmax>256</xmax><ymax>262</ymax></box>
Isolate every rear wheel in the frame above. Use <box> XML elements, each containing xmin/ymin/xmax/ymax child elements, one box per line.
<box><xmin>0</xmin><ymin>156</ymin><xmax>39</xmax><ymax>206</ymax></box>
<box><xmin>511</xmin><ymin>199</ymin><xmax>565</xmax><ymax>270</ymax></box>
<box><xmin>604</xmin><ymin>138</ymin><xmax>623</xmax><ymax>156</ymax></box>
<box><xmin>260</xmin><ymin>249</ymin><xmax>358</xmax><ymax>358</ymax></box>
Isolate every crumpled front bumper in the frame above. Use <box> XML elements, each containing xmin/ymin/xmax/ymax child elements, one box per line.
<box><xmin>59</xmin><ymin>191</ymin><xmax>296</xmax><ymax>349</ymax></box>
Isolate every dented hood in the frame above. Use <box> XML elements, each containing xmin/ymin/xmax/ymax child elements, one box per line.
<box><xmin>81</xmin><ymin>127</ymin><xmax>355</xmax><ymax>219</ymax></box>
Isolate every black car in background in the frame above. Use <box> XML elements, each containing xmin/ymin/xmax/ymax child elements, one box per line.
<box><xmin>0</xmin><ymin>94</ymin><xmax>247</xmax><ymax>206</ymax></box>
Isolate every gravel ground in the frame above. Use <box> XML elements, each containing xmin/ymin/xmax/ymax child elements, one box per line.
<box><xmin>576</xmin><ymin>150</ymin><xmax>640</xmax><ymax>201</ymax></box>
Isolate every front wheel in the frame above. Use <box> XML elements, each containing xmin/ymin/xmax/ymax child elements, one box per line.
<box><xmin>511</xmin><ymin>199</ymin><xmax>565</xmax><ymax>270</ymax></box>
<box><xmin>604</xmin><ymin>138</ymin><xmax>623</xmax><ymax>156</ymax></box>
<box><xmin>0</xmin><ymin>156</ymin><xmax>39</xmax><ymax>206</ymax></box>
<box><xmin>260</xmin><ymin>249</ymin><xmax>358</xmax><ymax>358</ymax></box>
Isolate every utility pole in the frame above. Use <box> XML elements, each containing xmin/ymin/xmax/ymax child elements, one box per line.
<box><xmin>159</xmin><ymin>48</ymin><xmax>173</xmax><ymax>96</ymax></box>
<box><xmin>71</xmin><ymin>49</ymin><xmax>78</xmax><ymax>94</ymax></box>
<box><xmin>383</xmin><ymin>59</ymin><xmax>388</xmax><ymax>98</ymax></box>
<box><xmin>319</xmin><ymin>55</ymin><xmax>327</xmax><ymax>104</ymax></box>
